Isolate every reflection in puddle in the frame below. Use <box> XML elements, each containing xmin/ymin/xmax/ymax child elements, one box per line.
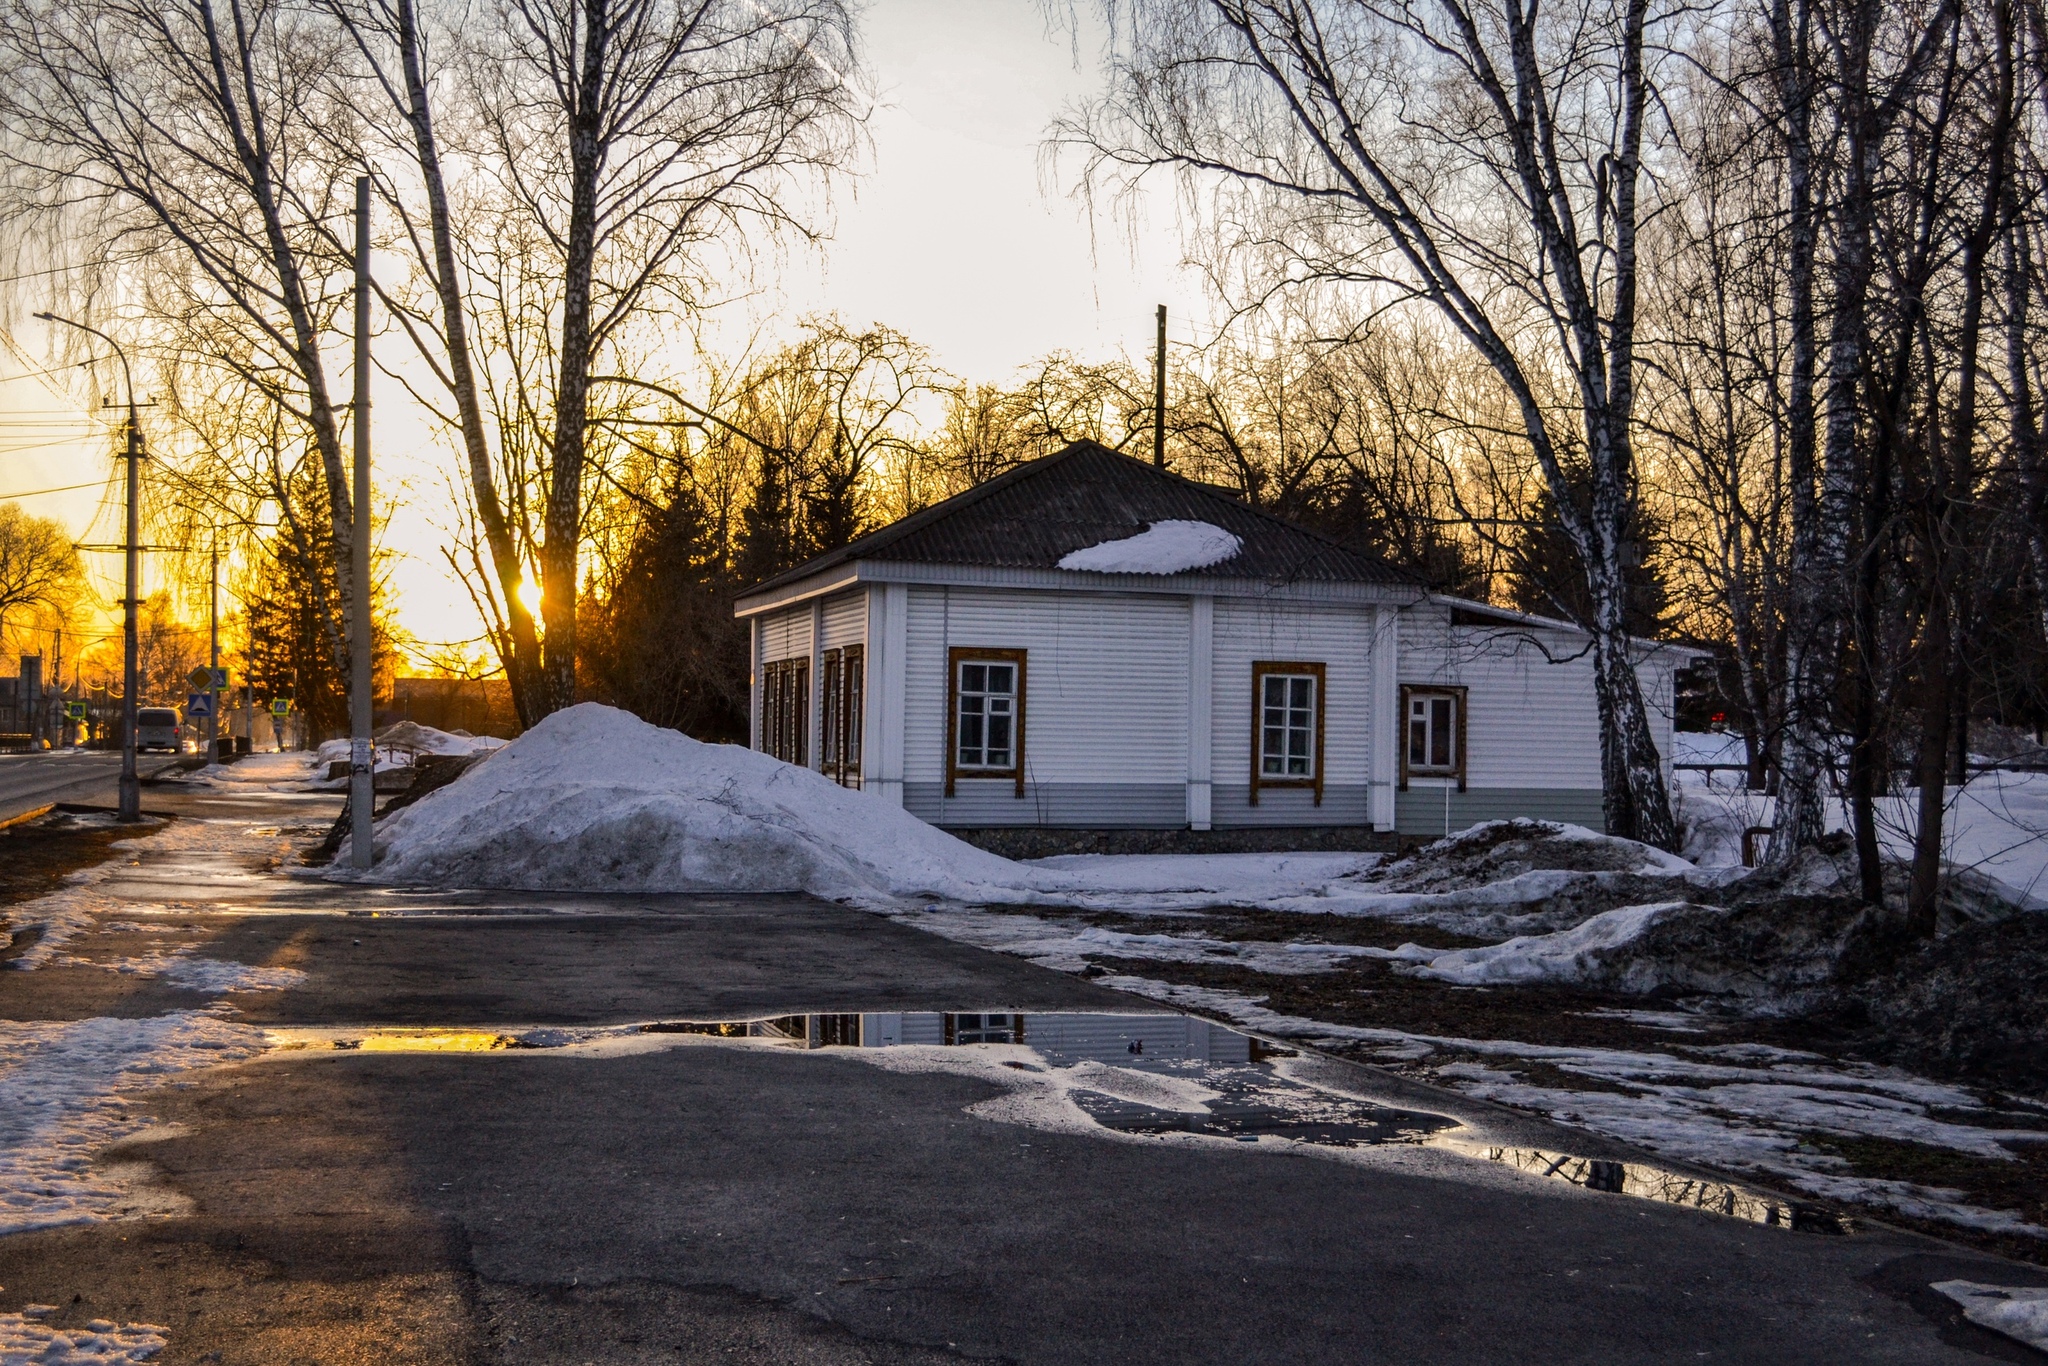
<box><xmin>1435</xmin><ymin>1142</ymin><xmax>1853</xmax><ymax>1233</ymax></box>
<box><xmin>268</xmin><ymin>1009</ymin><xmax>1850</xmax><ymax>1234</ymax></box>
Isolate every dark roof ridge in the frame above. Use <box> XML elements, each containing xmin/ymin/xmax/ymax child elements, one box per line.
<box><xmin>738</xmin><ymin>438</ymin><xmax>1418</xmax><ymax>599</ymax></box>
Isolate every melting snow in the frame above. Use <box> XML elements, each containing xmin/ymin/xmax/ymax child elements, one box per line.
<box><xmin>1931</xmin><ymin>1281</ymin><xmax>2048</xmax><ymax>1349</ymax></box>
<box><xmin>0</xmin><ymin>1013</ymin><xmax>265</xmax><ymax>1235</ymax></box>
<box><xmin>1057</xmin><ymin>521</ymin><xmax>1242</xmax><ymax>574</ymax></box>
<box><xmin>0</xmin><ymin>1309</ymin><xmax>169</xmax><ymax>1364</ymax></box>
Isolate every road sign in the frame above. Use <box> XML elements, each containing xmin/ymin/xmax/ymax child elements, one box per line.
<box><xmin>270</xmin><ymin>698</ymin><xmax>290</xmax><ymax>717</ymax></box>
<box><xmin>187</xmin><ymin>692</ymin><xmax>214</xmax><ymax>718</ymax></box>
<box><xmin>66</xmin><ymin>701</ymin><xmax>86</xmax><ymax>720</ymax></box>
<box><xmin>211</xmin><ymin>667</ymin><xmax>228</xmax><ymax>689</ymax></box>
<box><xmin>187</xmin><ymin>665</ymin><xmax>213</xmax><ymax>690</ymax></box>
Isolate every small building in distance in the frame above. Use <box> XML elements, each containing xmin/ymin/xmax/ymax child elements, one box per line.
<box><xmin>733</xmin><ymin>440</ymin><xmax>1688</xmax><ymax>844</ymax></box>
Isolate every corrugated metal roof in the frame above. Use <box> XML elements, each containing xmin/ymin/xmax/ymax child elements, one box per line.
<box><xmin>741</xmin><ymin>440</ymin><xmax>1417</xmax><ymax>599</ymax></box>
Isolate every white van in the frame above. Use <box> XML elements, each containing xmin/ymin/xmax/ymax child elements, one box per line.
<box><xmin>135</xmin><ymin>707</ymin><xmax>182</xmax><ymax>753</ymax></box>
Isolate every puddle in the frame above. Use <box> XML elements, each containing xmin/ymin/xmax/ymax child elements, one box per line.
<box><xmin>263</xmin><ymin>1009</ymin><xmax>1852</xmax><ymax>1234</ymax></box>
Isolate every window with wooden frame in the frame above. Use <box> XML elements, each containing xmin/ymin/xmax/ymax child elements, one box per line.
<box><xmin>945</xmin><ymin>647</ymin><xmax>1026</xmax><ymax>797</ymax></box>
<box><xmin>760</xmin><ymin>657</ymin><xmax>809</xmax><ymax>766</ymax></box>
<box><xmin>1249</xmin><ymin>661</ymin><xmax>1326</xmax><ymax>806</ymax></box>
<box><xmin>820</xmin><ymin>645</ymin><xmax>864</xmax><ymax>788</ymax></box>
<box><xmin>1399</xmin><ymin>685</ymin><xmax>1468</xmax><ymax>792</ymax></box>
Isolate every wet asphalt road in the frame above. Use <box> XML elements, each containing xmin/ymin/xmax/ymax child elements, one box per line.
<box><xmin>0</xmin><ymin>749</ymin><xmax>123</xmax><ymax>822</ymax></box>
<box><xmin>2</xmin><ymin>787</ymin><xmax>2043</xmax><ymax>1364</ymax></box>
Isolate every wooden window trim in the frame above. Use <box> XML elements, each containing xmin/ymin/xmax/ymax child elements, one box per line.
<box><xmin>945</xmin><ymin>647</ymin><xmax>1027</xmax><ymax>798</ymax></box>
<box><xmin>819</xmin><ymin>646</ymin><xmax>867</xmax><ymax>788</ymax></box>
<box><xmin>1398</xmin><ymin>684</ymin><xmax>1468</xmax><ymax>793</ymax></box>
<box><xmin>1249</xmin><ymin>661</ymin><xmax>1326</xmax><ymax>807</ymax></box>
<box><xmin>841</xmin><ymin>644</ymin><xmax>863</xmax><ymax>788</ymax></box>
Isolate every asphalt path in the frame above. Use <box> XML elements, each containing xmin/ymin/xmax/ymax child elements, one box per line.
<box><xmin>1</xmin><ymin>787</ymin><xmax>2042</xmax><ymax>1364</ymax></box>
<box><xmin>0</xmin><ymin>749</ymin><xmax>123</xmax><ymax>822</ymax></box>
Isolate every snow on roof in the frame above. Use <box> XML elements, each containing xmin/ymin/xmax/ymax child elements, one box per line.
<box><xmin>1057</xmin><ymin>520</ymin><xmax>1242</xmax><ymax>575</ymax></box>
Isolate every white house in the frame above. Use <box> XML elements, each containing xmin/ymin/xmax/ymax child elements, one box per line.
<box><xmin>734</xmin><ymin>440</ymin><xmax>1685</xmax><ymax>839</ymax></box>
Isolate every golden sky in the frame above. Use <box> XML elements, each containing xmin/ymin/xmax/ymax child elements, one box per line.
<box><xmin>0</xmin><ymin>0</ymin><xmax>1207</xmax><ymax>667</ymax></box>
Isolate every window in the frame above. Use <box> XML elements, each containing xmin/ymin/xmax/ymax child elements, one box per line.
<box><xmin>1399</xmin><ymin>685</ymin><xmax>1467</xmax><ymax>791</ymax></box>
<box><xmin>1249</xmin><ymin>661</ymin><xmax>1326</xmax><ymax>806</ymax></box>
<box><xmin>820</xmin><ymin>645</ymin><xmax>864</xmax><ymax>788</ymax></box>
<box><xmin>760</xmin><ymin>657</ymin><xmax>809</xmax><ymax>765</ymax></box>
<box><xmin>946</xmin><ymin>647</ymin><xmax>1026</xmax><ymax>797</ymax></box>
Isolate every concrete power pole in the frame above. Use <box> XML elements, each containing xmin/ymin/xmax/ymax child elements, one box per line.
<box><xmin>208</xmin><ymin>544</ymin><xmax>221</xmax><ymax>758</ymax></box>
<box><xmin>349</xmin><ymin>176</ymin><xmax>375</xmax><ymax>870</ymax></box>
<box><xmin>1153</xmin><ymin>305</ymin><xmax>1167</xmax><ymax>469</ymax></box>
<box><xmin>37</xmin><ymin>311</ymin><xmax>146</xmax><ymax>821</ymax></box>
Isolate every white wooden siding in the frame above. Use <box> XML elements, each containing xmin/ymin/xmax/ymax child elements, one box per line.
<box><xmin>901</xmin><ymin>586</ymin><xmax>1190</xmax><ymax>824</ymax></box>
<box><xmin>757</xmin><ymin>603</ymin><xmax>814</xmax><ymax>663</ymax></box>
<box><xmin>1210</xmin><ymin>598</ymin><xmax>1376</xmax><ymax>826</ymax></box>
<box><xmin>820</xmin><ymin>589</ymin><xmax>867</xmax><ymax>651</ymax></box>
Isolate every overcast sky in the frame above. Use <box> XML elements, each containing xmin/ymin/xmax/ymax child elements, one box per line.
<box><xmin>0</xmin><ymin>0</ymin><xmax>1205</xmax><ymax>662</ymax></box>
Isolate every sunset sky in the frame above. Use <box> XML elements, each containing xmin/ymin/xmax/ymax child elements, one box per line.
<box><xmin>0</xmin><ymin>0</ymin><xmax>1207</xmax><ymax>668</ymax></box>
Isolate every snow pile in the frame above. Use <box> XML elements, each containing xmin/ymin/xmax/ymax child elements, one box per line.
<box><xmin>1400</xmin><ymin>902</ymin><xmax>1701</xmax><ymax>986</ymax></box>
<box><xmin>0</xmin><ymin>1012</ymin><xmax>265</xmax><ymax>1235</ymax></box>
<box><xmin>367</xmin><ymin>704</ymin><xmax>1046</xmax><ymax>904</ymax></box>
<box><xmin>372</xmin><ymin>721</ymin><xmax>507</xmax><ymax>757</ymax></box>
<box><xmin>1931</xmin><ymin>1282</ymin><xmax>2048</xmax><ymax>1351</ymax></box>
<box><xmin>0</xmin><ymin>1309</ymin><xmax>168</xmax><ymax>1364</ymax></box>
<box><xmin>1058</xmin><ymin>521</ymin><xmax>1242</xmax><ymax>575</ymax></box>
<box><xmin>362</xmin><ymin>713</ymin><xmax>1719</xmax><ymax>924</ymax></box>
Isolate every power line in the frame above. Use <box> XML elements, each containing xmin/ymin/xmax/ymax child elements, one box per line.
<box><xmin>0</xmin><ymin>479</ymin><xmax>110</xmax><ymax>498</ymax></box>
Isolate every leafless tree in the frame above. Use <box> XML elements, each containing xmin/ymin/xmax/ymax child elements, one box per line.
<box><xmin>324</xmin><ymin>0</ymin><xmax>866</xmax><ymax>721</ymax></box>
<box><xmin>1058</xmin><ymin>0</ymin><xmax>1683</xmax><ymax>844</ymax></box>
<box><xmin>0</xmin><ymin>0</ymin><xmax>370</xmax><ymax>684</ymax></box>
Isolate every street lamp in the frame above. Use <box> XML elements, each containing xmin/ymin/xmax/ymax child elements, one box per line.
<box><xmin>34</xmin><ymin>311</ymin><xmax>143</xmax><ymax>822</ymax></box>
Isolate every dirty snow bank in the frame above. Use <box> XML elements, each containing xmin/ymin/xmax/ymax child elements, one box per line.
<box><xmin>1057</xmin><ymin>521</ymin><xmax>1242</xmax><ymax>574</ymax></box>
<box><xmin>366</xmin><ymin>704</ymin><xmax>1044</xmax><ymax>905</ymax></box>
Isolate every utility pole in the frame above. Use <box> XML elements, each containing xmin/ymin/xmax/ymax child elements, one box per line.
<box><xmin>1153</xmin><ymin>305</ymin><xmax>1167</xmax><ymax>469</ymax></box>
<box><xmin>208</xmin><ymin>544</ymin><xmax>221</xmax><ymax>759</ymax></box>
<box><xmin>349</xmin><ymin>176</ymin><xmax>375</xmax><ymax>870</ymax></box>
<box><xmin>35</xmin><ymin>310</ymin><xmax>143</xmax><ymax>821</ymax></box>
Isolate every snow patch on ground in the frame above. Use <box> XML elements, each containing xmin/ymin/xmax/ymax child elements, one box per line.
<box><xmin>49</xmin><ymin>947</ymin><xmax>307</xmax><ymax>994</ymax></box>
<box><xmin>1078</xmin><ymin>972</ymin><xmax>2047</xmax><ymax>1237</ymax></box>
<box><xmin>1400</xmin><ymin>901</ymin><xmax>1699</xmax><ymax>986</ymax></box>
<box><xmin>1057</xmin><ymin>520</ymin><xmax>1242</xmax><ymax>574</ymax></box>
<box><xmin>0</xmin><ymin>1013</ymin><xmax>265</xmax><ymax>1235</ymax></box>
<box><xmin>0</xmin><ymin>1308</ymin><xmax>169</xmax><ymax>1363</ymax></box>
<box><xmin>5</xmin><ymin>819</ymin><xmax>299</xmax><ymax>969</ymax></box>
<box><xmin>1931</xmin><ymin>1281</ymin><xmax>2048</xmax><ymax>1350</ymax></box>
<box><xmin>895</xmin><ymin>907</ymin><xmax>1390</xmax><ymax>974</ymax></box>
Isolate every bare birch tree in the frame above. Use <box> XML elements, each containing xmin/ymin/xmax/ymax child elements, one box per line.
<box><xmin>1058</xmin><ymin>0</ymin><xmax>1682</xmax><ymax>845</ymax></box>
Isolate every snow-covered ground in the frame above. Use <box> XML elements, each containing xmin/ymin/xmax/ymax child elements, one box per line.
<box><xmin>1673</xmin><ymin>735</ymin><xmax>2048</xmax><ymax>908</ymax></box>
<box><xmin>1070</xmin><ymin>972</ymin><xmax>2048</xmax><ymax>1239</ymax></box>
<box><xmin>360</xmin><ymin>705</ymin><xmax>1708</xmax><ymax>931</ymax></box>
<box><xmin>0</xmin><ymin>1307</ymin><xmax>169</xmax><ymax>1364</ymax></box>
